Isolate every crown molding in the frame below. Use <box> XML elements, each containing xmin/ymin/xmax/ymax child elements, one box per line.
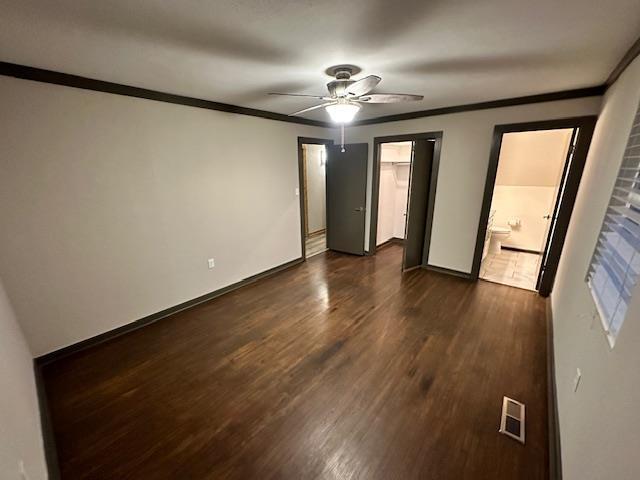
<box><xmin>605</xmin><ymin>34</ymin><xmax>640</xmax><ymax>88</ymax></box>
<box><xmin>0</xmin><ymin>61</ymin><xmax>331</xmax><ymax>128</ymax></box>
<box><xmin>352</xmin><ymin>86</ymin><xmax>605</xmax><ymax>126</ymax></box>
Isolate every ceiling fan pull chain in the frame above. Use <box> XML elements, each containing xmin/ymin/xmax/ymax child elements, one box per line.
<box><xmin>341</xmin><ymin>124</ymin><xmax>346</xmax><ymax>152</ymax></box>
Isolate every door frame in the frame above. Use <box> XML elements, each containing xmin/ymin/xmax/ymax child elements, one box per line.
<box><xmin>470</xmin><ymin>116</ymin><xmax>597</xmax><ymax>295</ymax></box>
<box><xmin>369</xmin><ymin>132</ymin><xmax>443</xmax><ymax>263</ymax></box>
<box><xmin>297</xmin><ymin>137</ymin><xmax>334</xmax><ymax>260</ymax></box>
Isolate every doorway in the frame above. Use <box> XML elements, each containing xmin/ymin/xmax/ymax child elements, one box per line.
<box><xmin>370</xmin><ymin>132</ymin><xmax>443</xmax><ymax>271</ymax></box>
<box><xmin>472</xmin><ymin>117</ymin><xmax>597</xmax><ymax>296</ymax></box>
<box><xmin>376</xmin><ymin>142</ymin><xmax>412</xmax><ymax>248</ymax></box>
<box><xmin>298</xmin><ymin>137</ymin><xmax>333</xmax><ymax>259</ymax></box>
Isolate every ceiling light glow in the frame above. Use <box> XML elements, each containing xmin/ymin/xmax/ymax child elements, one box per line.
<box><xmin>326</xmin><ymin>102</ymin><xmax>360</xmax><ymax>123</ymax></box>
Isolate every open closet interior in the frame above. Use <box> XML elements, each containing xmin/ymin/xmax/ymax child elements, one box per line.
<box><xmin>376</xmin><ymin>142</ymin><xmax>412</xmax><ymax>246</ymax></box>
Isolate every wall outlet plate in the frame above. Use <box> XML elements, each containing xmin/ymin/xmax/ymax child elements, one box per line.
<box><xmin>207</xmin><ymin>258</ymin><xmax>215</xmax><ymax>269</ymax></box>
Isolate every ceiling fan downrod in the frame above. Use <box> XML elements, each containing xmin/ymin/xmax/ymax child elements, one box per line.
<box><xmin>341</xmin><ymin>124</ymin><xmax>346</xmax><ymax>152</ymax></box>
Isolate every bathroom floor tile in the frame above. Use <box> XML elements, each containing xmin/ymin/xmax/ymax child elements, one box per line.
<box><xmin>479</xmin><ymin>250</ymin><xmax>542</xmax><ymax>291</ymax></box>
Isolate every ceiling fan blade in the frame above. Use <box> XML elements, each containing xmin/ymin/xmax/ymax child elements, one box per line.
<box><xmin>289</xmin><ymin>102</ymin><xmax>336</xmax><ymax>116</ymax></box>
<box><xmin>269</xmin><ymin>92</ymin><xmax>331</xmax><ymax>100</ymax></box>
<box><xmin>346</xmin><ymin>75</ymin><xmax>381</xmax><ymax>96</ymax></box>
<box><xmin>358</xmin><ymin>93</ymin><xmax>424</xmax><ymax>103</ymax></box>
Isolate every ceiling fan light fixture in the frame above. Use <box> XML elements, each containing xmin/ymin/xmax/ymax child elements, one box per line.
<box><xmin>325</xmin><ymin>102</ymin><xmax>360</xmax><ymax>124</ymax></box>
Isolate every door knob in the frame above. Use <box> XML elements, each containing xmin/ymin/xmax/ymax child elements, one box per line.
<box><xmin>543</xmin><ymin>214</ymin><xmax>551</xmax><ymax>219</ymax></box>
<box><xmin>354</xmin><ymin>206</ymin><xmax>365</xmax><ymax>212</ymax></box>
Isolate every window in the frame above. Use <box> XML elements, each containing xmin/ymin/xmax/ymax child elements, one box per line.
<box><xmin>587</xmin><ymin>103</ymin><xmax>640</xmax><ymax>347</ymax></box>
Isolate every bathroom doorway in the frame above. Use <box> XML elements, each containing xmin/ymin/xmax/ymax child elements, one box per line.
<box><xmin>369</xmin><ymin>132</ymin><xmax>443</xmax><ymax>271</ymax></box>
<box><xmin>297</xmin><ymin>137</ymin><xmax>333</xmax><ymax>259</ymax></box>
<box><xmin>472</xmin><ymin>117</ymin><xmax>597</xmax><ymax>296</ymax></box>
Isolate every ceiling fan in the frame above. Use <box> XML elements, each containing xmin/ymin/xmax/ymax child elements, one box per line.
<box><xmin>269</xmin><ymin>65</ymin><xmax>424</xmax><ymax>124</ymax></box>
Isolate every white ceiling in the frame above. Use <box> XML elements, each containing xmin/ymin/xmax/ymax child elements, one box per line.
<box><xmin>1</xmin><ymin>0</ymin><xmax>639</xmax><ymax>121</ymax></box>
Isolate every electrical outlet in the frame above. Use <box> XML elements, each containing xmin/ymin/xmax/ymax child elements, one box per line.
<box><xmin>207</xmin><ymin>258</ymin><xmax>215</xmax><ymax>269</ymax></box>
<box><xmin>573</xmin><ymin>368</ymin><xmax>582</xmax><ymax>392</ymax></box>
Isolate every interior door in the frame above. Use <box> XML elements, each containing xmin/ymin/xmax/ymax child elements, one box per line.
<box><xmin>403</xmin><ymin>140</ymin><xmax>435</xmax><ymax>270</ymax></box>
<box><xmin>539</xmin><ymin>128</ymin><xmax>578</xmax><ymax>257</ymax></box>
<box><xmin>326</xmin><ymin>143</ymin><xmax>368</xmax><ymax>255</ymax></box>
<box><xmin>536</xmin><ymin>127</ymin><xmax>580</xmax><ymax>294</ymax></box>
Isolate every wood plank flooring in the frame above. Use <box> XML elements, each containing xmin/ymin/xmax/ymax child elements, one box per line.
<box><xmin>42</xmin><ymin>244</ymin><xmax>548</xmax><ymax>479</ymax></box>
<box><xmin>305</xmin><ymin>232</ymin><xmax>327</xmax><ymax>258</ymax></box>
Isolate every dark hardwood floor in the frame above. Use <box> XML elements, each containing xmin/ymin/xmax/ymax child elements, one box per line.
<box><xmin>42</xmin><ymin>244</ymin><xmax>548</xmax><ymax>479</ymax></box>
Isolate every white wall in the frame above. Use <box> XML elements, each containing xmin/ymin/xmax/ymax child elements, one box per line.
<box><xmin>349</xmin><ymin>97</ymin><xmax>601</xmax><ymax>270</ymax></box>
<box><xmin>377</xmin><ymin>164</ymin><xmax>397</xmax><ymax>244</ymax></box>
<box><xmin>0</xmin><ymin>277</ymin><xmax>48</xmax><ymax>480</ymax></box>
<box><xmin>551</xmin><ymin>55</ymin><xmax>640</xmax><ymax>479</ymax></box>
<box><xmin>303</xmin><ymin>144</ymin><xmax>326</xmax><ymax>234</ymax></box>
<box><xmin>491</xmin><ymin>129</ymin><xmax>573</xmax><ymax>252</ymax></box>
<box><xmin>377</xmin><ymin>143</ymin><xmax>411</xmax><ymax>244</ymax></box>
<box><xmin>0</xmin><ymin>76</ymin><xmax>327</xmax><ymax>356</ymax></box>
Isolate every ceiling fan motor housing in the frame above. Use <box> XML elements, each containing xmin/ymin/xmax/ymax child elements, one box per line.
<box><xmin>327</xmin><ymin>79</ymin><xmax>355</xmax><ymax>97</ymax></box>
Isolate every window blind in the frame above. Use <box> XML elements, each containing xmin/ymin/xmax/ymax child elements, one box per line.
<box><xmin>587</xmin><ymin>103</ymin><xmax>640</xmax><ymax>345</ymax></box>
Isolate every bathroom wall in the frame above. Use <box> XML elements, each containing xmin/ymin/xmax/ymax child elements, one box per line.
<box><xmin>491</xmin><ymin>129</ymin><xmax>573</xmax><ymax>252</ymax></box>
<box><xmin>304</xmin><ymin>144</ymin><xmax>326</xmax><ymax>235</ymax></box>
<box><xmin>377</xmin><ymin>143</ymin><xmax>411</xmax><ymax>244</ymax></box>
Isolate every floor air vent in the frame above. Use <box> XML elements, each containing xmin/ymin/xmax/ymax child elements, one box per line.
<box><xmin>499</xmin><ymin>396</ymin><xmax>525</xmax><ymax>444</ymax></box>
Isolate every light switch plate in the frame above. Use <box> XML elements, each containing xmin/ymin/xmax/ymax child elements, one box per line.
<box><xmin>207</xmin><ymin>258</ymin><xmax>215</xmax><ymax>269</ymax></box>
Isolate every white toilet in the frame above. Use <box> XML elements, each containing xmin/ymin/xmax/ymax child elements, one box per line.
<box><xmin>488</xmin><ymin>225</ymin><xmax>511</xmax><ymax>254</ymax></box>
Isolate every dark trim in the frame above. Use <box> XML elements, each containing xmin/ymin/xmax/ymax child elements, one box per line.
<box><xmin>2</xmin><ymin>61</ymin><xmax>606</xmax><ymax>129</ymax></box>
<box><xmin>297</xmin><ymin>137</ymin><xmax>334</xmax><ymax>260</ymax></box>
<box><xmin>36</xmin><ymin>256</ymin><xmax>303</xmax><ymax>366</ymax></box>
<box><xmin>0</xmin><ymin>61</ymin><xmax>330</xmax><ymax>127</ymax></box>
<box><xmin>353</xmin><ymin>87</ymin><xmax>604</xmax><ymax>126</ymax></box>
<box><xmin>470</xmin><ymin>116</ymin><xmax>598</xmax><ymax>295</ymax></box>
<box><xmin>536</xmin><ymin>119</ymin><xmax>596</xmax><ymax>296</ymax></box>
<box><xmin>33</xmin><ymin>363</ymin><xmax>61</xmax><ymax>480</ymax></box>
<box><xmin>605</xmin><ymin>34</ymin><xmax>640</xmax><ymax>88</ymax></box>
<box><xmin>546</xmin><ymin>299</ymin><xmax>563</xmax><ymax>480</ymax></box>
<box><xmin>502</xmin><ymin>246</ymin><xmax>541</xmax><ymax>255</ymax></box>
<box><xmin>376</xmin><ymin>237</ymin><xmax>405</xmax><ymax>250</ymax></box>
<box><xmin>307</xmin><ymin>228</ymin><xmax>326</xmax><ymax>238</ymax></box>
<box><xmin>369</xmin><ymin>132</ymin><xmax>443</xmax><ymax>262</ymax></box>
<box><xmin>423</xmin><ymin>264</ymin><xmax>473</xmax><ymax>280</ymax></box>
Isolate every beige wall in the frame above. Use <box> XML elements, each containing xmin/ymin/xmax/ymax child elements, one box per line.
<box><xmin>551</xmin><ymin>55</ymin><xmax>640</xmax><ymax>479</ymax></box>
<box><xmin>491</xmin><ymin>129</ymin><xmax>573</xmax><ymax>251</ymax></box>
<box><xmin>0</xmin><ymin>76</ymin><xmax>327</xmax><ymax>356</ymax></box>
<box><xmin>348</xmin><ymin>97</ymin><xmax>602</xmax><ymax>271</ymax></box>
<box><xmin>0</xmin><ymin>277</ymin><xmax>47</xmax><ymax>480</ymax></box>
<box><xmin>496</xmin><ymin>129</ymin><xmax>573</xmax><ymax>187</ymax></box>
<box><xmin>303</xmin><ymin>144</ymin><xmax>326</xmax><ymax>234</ymax></box>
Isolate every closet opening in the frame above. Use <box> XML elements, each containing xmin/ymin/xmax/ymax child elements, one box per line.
<box><xmin>471</xmin><ymin>117</ymin><xmax>597</xmax><ymax>296</ymax></box>
<box><xmin>376</xmin><ymin>141</ymin><xmax>412</xmax><ymax>249</ymax></box>
<box><xmin>369</xmin><ymin>132</ymin><xmax>443</xmax><ymax>271</ymax></box>
<box><xmin>298</xmin><ymin>137</ymin><xmax>333</xmax><ymax>259</ymax></box>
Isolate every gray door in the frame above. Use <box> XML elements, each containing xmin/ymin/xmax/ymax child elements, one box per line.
<box><xmin>326</xmin><ymin>143</ymin><xmax>368</xmax><ymax>255</ymax></box>
<box><xmin>403</xmin><ymin>140</ymin><xmax>435</xmax><ymax>270</ymax></box>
